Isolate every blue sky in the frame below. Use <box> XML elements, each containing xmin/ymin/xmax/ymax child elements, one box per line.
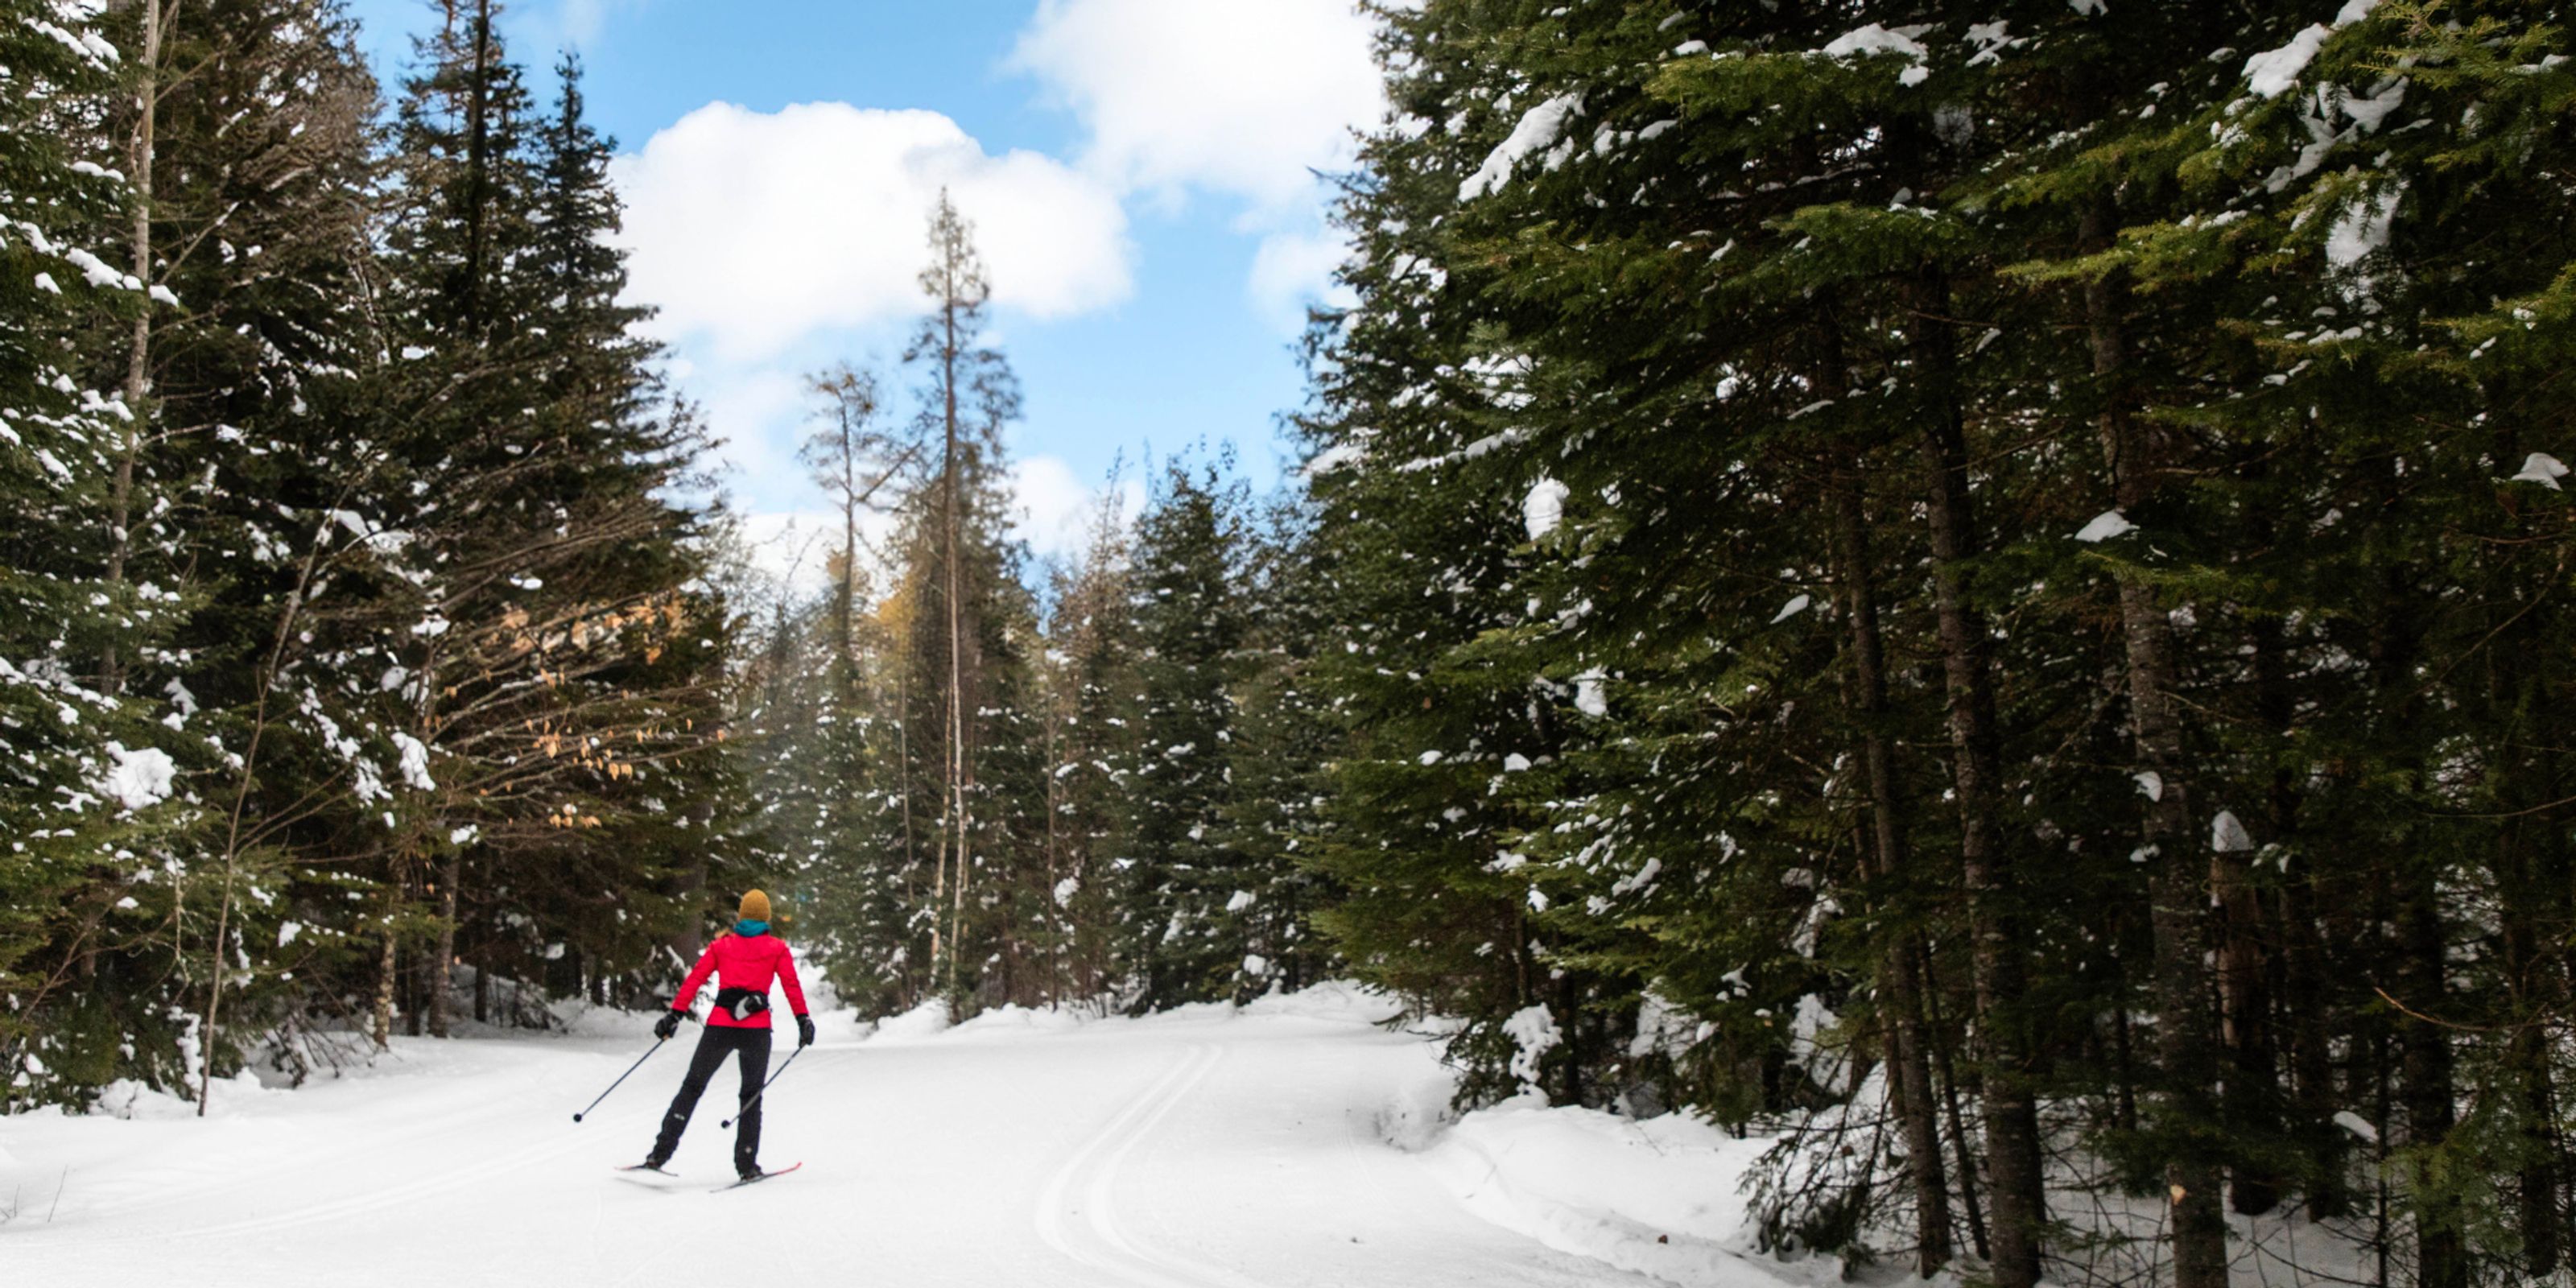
<box><xmin>338</xmin><ymin>0</ymin><xmax>1379</xmax><ymax>576</ymax></box>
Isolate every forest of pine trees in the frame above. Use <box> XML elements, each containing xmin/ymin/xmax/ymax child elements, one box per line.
<box><xmin>8</xmin><ymin>0</ymin><xmax>2576</xmax><ymax>1284</ymax></box>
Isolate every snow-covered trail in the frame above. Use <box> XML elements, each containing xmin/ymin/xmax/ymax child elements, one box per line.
<box><xmin>2</xmin><ymin>992</ymin><xmax>1748</xmax><ymax>1287</ymax></box>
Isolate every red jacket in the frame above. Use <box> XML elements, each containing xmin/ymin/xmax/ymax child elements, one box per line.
<box><xmin>674</xmin><ymin>931</ymin><xmax>810</xmax><ymax>1029</ymax></box>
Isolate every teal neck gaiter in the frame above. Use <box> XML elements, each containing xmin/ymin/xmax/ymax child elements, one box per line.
<box><xmin>734</xmin><ymin>919</ymin><xmax>769</xmax><ymax>937</ymax></box>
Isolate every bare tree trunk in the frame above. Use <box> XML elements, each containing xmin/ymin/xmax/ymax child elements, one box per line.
<box><xmin>460</xmin><ymin>0</ymin><xmax>492</xmax><ymax>334</ymax></box>
<box><xmin>102</xmin><ymin>0</ymin><xmax>165</xmax><ymax>693</ymax></box>
<box><xmin>2081</xmin><ymin>208</ymin><xmax>2227</xmax><ymax>1288</ymax></box>
<box><xmin>197</xmin><ymin>527</ymin><xmax>333</xmax><ymax>1113</ymax></box>
<box><xmin>1044</xmin><ymin>699</ymin><xmax>1066</xmax><ymax>1009</ymax></box>
<box><xmin>373</xmin><ymin>902</ymin><xmax>399</xmax><ymax>1050</ymax></box>
<box><xmin>898</xmin><ymin>665</ymin><xmax>923</xmax><ymax>1009</ymax></box>
<box><xmin>840</xmin><ymin>452</ymin><xmax>858</xmax><ymax>663</ymax></box>
<box><xmin>1918</xmin><ymin>940</ymin><xmax>1990</xmax><ymax>1261</ymax></box>
<box><xmin>1912</xmin><ymin>266</ymin><xmax>2046</xmax><ymax>1288</ymax></box>
<box><xmin>2253</xmin><ymin>610</ymin><xmax>2346</xmax><ymax>1217</ymax></box>
<box><xmin>942</xmin><ymin>291</ymin><xmax>971</xmax><ymax>1005</ymax></box>
<box><xmin>2400</xmin><ymin>870</ymin><xmax>2463</xmax><ymax>1288</ymax></box>
<box><xmin>1831</xmin><ymin>458</ymin><xmax>1954</xmax><ymax>1276</ymax></box>
<box><xmin>2213</xmin><ymin>846</ymin><xmax>2274</xmax><ymax>1216</ymax></box>
<box><xmin>429</xmin><ymin>848</ymin><xmax>460</xmax><ymax>1038</ymax></box>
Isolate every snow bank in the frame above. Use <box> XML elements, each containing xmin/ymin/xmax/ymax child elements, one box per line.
<box><xmin>544</xmin><ymin>997</ymin><xmax>664</xmax><ymax>1041</ymax></box>
<box><xmin>87</xmin><ymin>1071</ymin><xmax>270</xmax><ymax>1120</ymax></box>
<box><xmin>1375</xmin><ymin>1069</ymin><xmax>1458</xmax><ymax>1152</ymax></box>
<box><xmin>849</xmin><ymin>980</ymin><xmax>1402</xmax><ymax>1046</ymax></box>
<box><xmin>862</xmin><ymin>997</ymin><xmax>956</xmax><ymax>1043</ymax></box>
<box><xmin>1418</xmin><ymin>1092</ymin><xmax>1792</xmax><ymax>1288</ymax></box>
<box><xmin>1240</xmin><ymin>978</ymin><xmax>1404</xmax><ymax>1024</ymax></box>
<box><xmin>950</xmin><ymin>1003</ymin><xmax>1088</xmax><ymax>1038</ymax></box>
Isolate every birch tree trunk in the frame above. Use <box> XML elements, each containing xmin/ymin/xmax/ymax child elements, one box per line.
<box><xmin>373</xmin><ymin>895</ymin><xmax>400</xmax><ymax>1050</ymax></box>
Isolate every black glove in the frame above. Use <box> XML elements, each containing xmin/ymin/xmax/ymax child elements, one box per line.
<box><xmin>654</xmin><ymin>1009</ymin><xmax>684</xmax><ymax>1041</ymax></box>
<box><xmin>796</xmin><ymin>1014</ymin><xmax>815</xmax><ymax>1048</ymax></box>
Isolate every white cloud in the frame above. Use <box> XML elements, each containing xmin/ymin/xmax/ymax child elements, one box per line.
<box><xmin>726</xmin><ymin>510</ymin><xmax>836</xmax><ymax>598</ymax></box>
<box><xmin>690</xmin><ymin>365</ymin><xmax>811</xmax><ymax>497</ymax></box>
<box><xmin>555</xmin><ymin>0</ymin><xmax>629</xmax><ymax>48</ymax></box>
<box><xmin>1008</xmin><ymin>0</ymin><xmax>1386</xmax><ymax>213</ymax></box>
<box><xmin>1013</xmin><ymin>455</ymin><xmax>1143</xmax><ymax>563</ymax></box>
<box><xmin>610</xmin><ymin>102</ymin><xmax>1133</xmax><ymax>361</ymax></box>
<box><xmin>1249</xmin><ymin>228</ymin><xmax>1356</xmax><ymax>334</ymax></box>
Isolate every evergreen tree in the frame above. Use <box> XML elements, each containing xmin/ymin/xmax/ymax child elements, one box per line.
<box><xmin>1114</xmin><ymin>460</ymin><xmax>1254</xmax><ymax>1009</ymax></box>
<box><xmin>1212</xmin><ymin>499</ymin><xmax>1339</xmax><ymax>994</ymax></box>
<box><xmin>1037</xmin><ymin>496</ymin><xmax>1137</xmax><ymax>1002</ymax></box>
<box><xmin>0</xmin><ymin>0</ymin><xmax>187</xmax><ymax>1108</ymax></box>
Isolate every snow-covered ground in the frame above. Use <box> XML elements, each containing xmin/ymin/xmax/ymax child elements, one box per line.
<box><xmin>0</xmin><ymin>985</ymin><xmax>1792</xmax><ymax>1288</ymax></box>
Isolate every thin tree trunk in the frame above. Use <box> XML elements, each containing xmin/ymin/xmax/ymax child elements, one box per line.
<box><xmin>2504</xmin><ymin>889</ymin><xmax>2562</xmax><ymax>1278</ymax></box>
<box><xmin>103</xmin><ymin>0</ymin><xmax>166</xmax><ymax>693</ymax></box>
<box><xmin>2214</xmin><ymin>846</ymin><xmax>2274</xmax><ymax>1216</ymax></box>
<box><xmin>840</xmin><ymin>428</ymin><xmax>859</xmax><ymax>663</ymax></box>
<box><xmin>898</xmin><ymin>666</ymin><xmax>923</xmax><ymax>1009</ymax></box>
<box><xmin>2081</xmin><ymin>207</ymin><xmax>2227</xmax><ymax>1288</ymax></box>
<box><xmin>198</xmin><ymin>529</ymin><xmax>333</xmax><ymax>1113</ymax></box>
<box><xmin>2254</xmin><ymin>609</ymin><xmax>2347</xmax><ymax>1218</ymax></box>
<box><xmin>1044</xmin><ymin>700</ymin><xmax>1066</xmax><ymax>1009</ymax></box>
<box><xmin>429</xmin><ymin>849</ymin><xmax>460</xmax><ymax>1038</ymax></box>
<box><xmin>1911</xmin><ymin>265</ymin><xmax>2046</xmax><ymax>1288</ymax></box>
<box><xmin>373</xmin><ymin>898</ymin><xmax>399</xmax><ymax>1050</ymax></box>
<box><xmin>1830</xmin><ymin>463</ymin><xmax>1954</xmax><ymax>1275</ymax></box>
<box><xmin>1918</xmin><ymin>941</ymin><xmax>1992</xmax><ymax>1261</ymax></box>
<box><xmin>2399</xmin><ymin>871</ymin><xmax>2462</xmax><ymax>1288</ymax></box>
<box><xmin>942</xmin><ymin>288</ymin><xmax>971</xmax><ymax>1005</ymax></box>
<box><xmin>2111</xmin><ymin>996</ymin><xmax>2140</xmax><ymax>1133</ymax></box>
<box><xmin>460</xmin><ymin>0</ymin><xmax>492</xmax><ymax>335</ymax></box>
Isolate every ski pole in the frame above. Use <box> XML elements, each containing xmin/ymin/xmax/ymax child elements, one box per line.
<box><xmin>720</xmin><ymin>1047</ymin><xmax>805</xmax><ymax>1129</ymax></box>
<box><xmin>572</xmin><ymin>1036</ymin><xmax>667</xmax><ymax>1123</ymax></box>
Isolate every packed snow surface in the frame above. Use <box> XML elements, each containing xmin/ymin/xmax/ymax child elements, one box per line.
<box><xmin>2</xmin><ymin>983</ymin><xmax>1793</xmax><ymax>1288</ymax></box>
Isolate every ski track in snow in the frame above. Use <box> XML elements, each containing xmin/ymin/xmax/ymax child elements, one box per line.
<box><xmin>0</xmin><ymin>1001</ymin><xmax>1766</xmax><ymax>1287</ymax></box>
<box><xmin>1035</xmin><ymin>1042</ymin><xmax>1257</xmax><ymax>1288</ymax></box>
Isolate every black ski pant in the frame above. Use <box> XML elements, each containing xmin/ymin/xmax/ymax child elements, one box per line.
<box><xmin>651</xmin><ymin>1025</ymin><xmax>770</xmax><ymax>1173</ymax></box>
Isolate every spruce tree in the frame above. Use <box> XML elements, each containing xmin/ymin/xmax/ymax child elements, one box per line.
<box><xmin>0</xmin><ymin>0</ymin><xmax>187</xmax><ymax>1108</ymax></box>
<box><xmin>1114</xmin><ymin>460</ymin><xmax>1254</xmax><ymax>1009</ymax></box>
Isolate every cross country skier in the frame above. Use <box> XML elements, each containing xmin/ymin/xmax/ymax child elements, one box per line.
<box><xmin>639</xmin><ymin>890</ymin><xmax>815</xmax><ymax>1181</ymax></box>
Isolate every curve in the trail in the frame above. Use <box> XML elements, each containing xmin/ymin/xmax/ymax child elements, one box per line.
<box><xmin>1035</xmin><ymin>1041</ymin><xmax>1270</xmax><ymax>1288</ymax></box>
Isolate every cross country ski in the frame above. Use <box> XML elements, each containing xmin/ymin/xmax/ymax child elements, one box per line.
<box><xmin>714</xmin><ymin>1162</ymin><xmax>802</xmax><ymax>1192</ymax></box>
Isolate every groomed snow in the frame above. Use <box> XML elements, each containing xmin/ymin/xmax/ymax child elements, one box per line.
<box><xmin>1</xmin><ymin>982</ymin><xmax>1792</xmax><ymax>1288</ymax></box>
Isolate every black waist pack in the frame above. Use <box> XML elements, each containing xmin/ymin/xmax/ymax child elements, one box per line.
<box><xmin>711</xmin><ymin>986</ymin><xmax>770</xmax><ymax>1022</ymax></box>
